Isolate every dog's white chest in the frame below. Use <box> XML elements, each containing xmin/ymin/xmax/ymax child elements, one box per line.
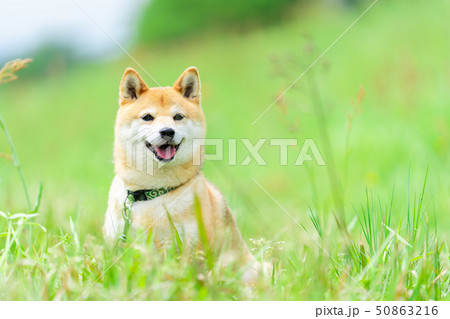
<box><xmin>127</xmin><ymin>187</ymin><xmax>198</xmax><ymax>246</ymax></box>
<box><xmin>104</xmin><ymin>175</ymin><xmax>203</xmax><ymax>248</ymax></box>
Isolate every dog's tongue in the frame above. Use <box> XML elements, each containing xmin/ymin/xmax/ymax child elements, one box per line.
<box><xmin>155</xmin><ymin>145</ymin><xmax>176</xmax><ymax>159</ymax></box>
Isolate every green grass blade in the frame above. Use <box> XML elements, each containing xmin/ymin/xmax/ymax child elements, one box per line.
<box><xmin>194</xmin><ymin>195</ymin><xmax>213</xmax><ymax>268</ymax></box>
<box><xmin>165</xmin><ymin>208</ymin><xmax>183</xmax><ymax>255</ymax></box>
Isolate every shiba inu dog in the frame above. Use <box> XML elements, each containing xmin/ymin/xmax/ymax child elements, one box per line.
<box><xmin>103</xmin><ymin>67</ymin><xmax>259</xmax><ymax>281</ymax></box>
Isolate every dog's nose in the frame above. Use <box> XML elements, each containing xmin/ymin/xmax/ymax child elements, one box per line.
<box><xmin>159</xmin><ymin>128</ymin><xmax>175</xmax><ymax>140</ymax></box>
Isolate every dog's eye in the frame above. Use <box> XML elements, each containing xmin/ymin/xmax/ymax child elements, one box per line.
<box><xmin>173</xmin><ymin>113</ymin><xmax>184</xmax><ymax>121</ymax></box>
<box><xmin>141</xmin><ymin>114</ymin><xmax>154</xmax><ymax>121</ymax></box>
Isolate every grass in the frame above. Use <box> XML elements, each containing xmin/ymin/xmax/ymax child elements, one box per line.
<box><xmin>0</xmin><ymin>59</ymin><xmax>33</xmax><ymax>210</ymax></box>
<box><xmin>0</xmin><ymin>0</ymin><xmax>449</xmax><ymax>300</ymax></box>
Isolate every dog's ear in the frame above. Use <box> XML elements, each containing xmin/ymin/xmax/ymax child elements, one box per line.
<box><xmin>119</xmin><ymin>68</ymin><xmax>148</xmax><ymax>105</ymax></box>
<box><xmin>173</xmin><ymin>67</ymin><xmax>200</xmax><ymax>102</ymax></box>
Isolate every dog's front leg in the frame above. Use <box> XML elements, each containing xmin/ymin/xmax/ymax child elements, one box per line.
<box><xmin>103</xmin><ymin>176</ymin><xmax>126</xmax><ymax>241</ymax></box>
<box><xmin>103</xmin><ymin>202</ymin><xmax>122</xmax><ymax>241</ymax></box>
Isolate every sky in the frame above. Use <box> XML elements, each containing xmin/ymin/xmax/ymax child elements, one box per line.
<box><xmin>0</xmin><ymin>0</ymin><xmax>146</xmax><ymax>62</ymax></box>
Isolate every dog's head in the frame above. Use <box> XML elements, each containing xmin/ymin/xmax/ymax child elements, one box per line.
<box><xmin>114</xmin><ymin>67</ymin><xmax>206</xmax><ymax>182</ymax></box>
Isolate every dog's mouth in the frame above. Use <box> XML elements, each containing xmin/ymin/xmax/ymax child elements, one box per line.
<box><xmin>145</xmin><ymin>141</ymin><xmax>181</xmax><ymax>162</ymax></box>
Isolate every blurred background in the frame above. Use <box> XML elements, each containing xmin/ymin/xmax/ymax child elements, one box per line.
<box><xmin>0</xmin><ymin>0</ymin><xmax>449</xmax><ymax>239</ymax></box>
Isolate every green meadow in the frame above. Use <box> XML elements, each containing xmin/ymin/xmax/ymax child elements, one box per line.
<box><xmin>0</xmin><ymin>0</ymin><xmax>449</xmax><ymax>300</ymax></box>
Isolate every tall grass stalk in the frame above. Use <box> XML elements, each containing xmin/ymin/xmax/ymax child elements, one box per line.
<box><xmin>0</xmin><ymin>59</ymin><xmax>35</xmax><ymax>251</ymax></box>
<box><xmin>0</xmin><ymin>114</ymin><xmax>31</xmax><ymax>210</ymax></box>
<box><xmin>306</xmin><ymin>72</ymin><xmax>349</xmax><ymax>238</ymax></box>
<box><xmin>343</xmin><ymin>86</ymin><xmax>364</xmax><ymax>199</ymax></box>
<box><xmin>0</xmin><ymin>59</ymin><xmax>33</xmax><ymax>210</ymax></box>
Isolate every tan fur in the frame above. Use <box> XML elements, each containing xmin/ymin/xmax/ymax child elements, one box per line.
<box><xmin>104</xmin><ymin>67</ymin><xmax>259</xmax><ymax>281</ymax></box>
